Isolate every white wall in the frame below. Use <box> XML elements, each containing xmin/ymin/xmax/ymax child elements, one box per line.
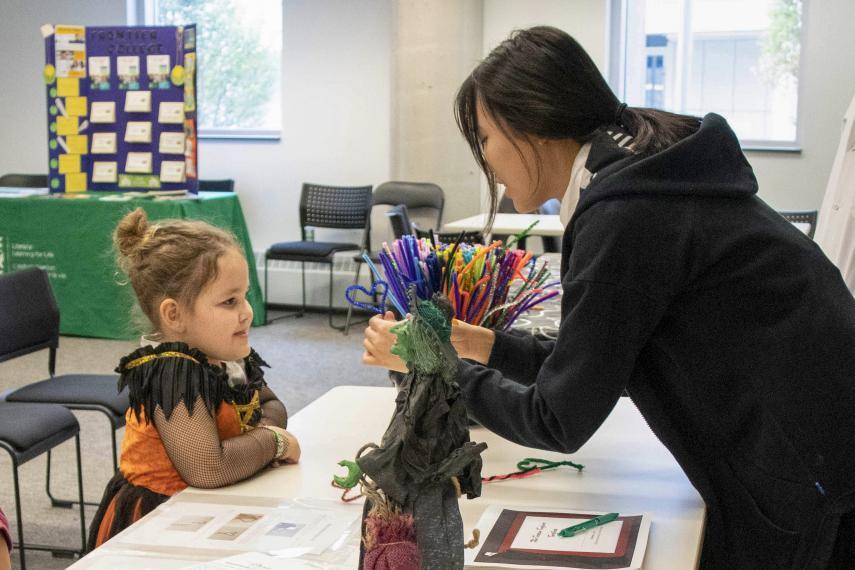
<box><xmin>481</xmin><ymin>0</ymin><xmax>855</xmax><ymax>213</ymax></box>
<box><xmin>0</xmin><ymin>0</ymin><xmax>127</xmax><ymax>175</ymax></box>
<box><xmin>747</xmin><ymin>0</ymin><xmax>855</xmax><ymax>211</ymax></box>
<box><xmin>200</xmin><ymin>0</ymin><xmax>392</xmax><ymax>250</ymax></box>
<box><xmin>483</xmin><ymin>0</ymin><xmax>607</xmax><ymax>70</ymax></box>
<box><xmin>2</xmin><ymin>0</ymin><xmax>854</xmax><ymax>240</ymax></box>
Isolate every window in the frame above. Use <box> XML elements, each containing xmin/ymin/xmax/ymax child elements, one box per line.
<box><xmin>132</xmin><ymin>0</ymin><xmax>282</xmax><ymax>139</ymax></box>
<box><xmin>610</xmin><ymin>0</ymin><xmax>803</xmax><ymax>149</ymax></box>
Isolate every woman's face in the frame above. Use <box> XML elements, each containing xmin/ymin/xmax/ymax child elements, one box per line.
<box><xmin>476</xmin><ymin>100</ymin><xmax>577</xmax><ymax>213</ymax></box>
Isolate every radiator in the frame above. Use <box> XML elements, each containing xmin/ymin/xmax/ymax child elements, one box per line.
<box><xmin>253</xmin><ymin>251</ymin><xmax>373</xmax><ymax>309</ymax></box>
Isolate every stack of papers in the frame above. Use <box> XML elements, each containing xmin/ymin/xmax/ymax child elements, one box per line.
<box><xmin>73</xmin><ymin>494</ymin><xmax>363</xmax><ymax>569</ymax></box>
<box><xmin>0</xmin><ymin>186</ymin><xmax>49</xmax><ymax>198</ymax></box>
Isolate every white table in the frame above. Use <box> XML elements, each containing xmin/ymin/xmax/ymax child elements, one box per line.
<box><xmin>444</xmin><ymin>213</ymin><xmax>565</xmax><ymax>237</ymax></box>
<box><xmin>447</xmin><ymin>213</ymin><xmax>813</xmax><ymax>240</ymax></box>
<box><xmin>75</xmin><ymin>386</ymin><xmax>705</xmax><ymax>569</ymax></box>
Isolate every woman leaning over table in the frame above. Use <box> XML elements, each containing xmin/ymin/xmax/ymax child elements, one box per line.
<box><xmin>363</xmin><ymin>26</ymin><xmax>855</xmax><ymax>569</ymax></box>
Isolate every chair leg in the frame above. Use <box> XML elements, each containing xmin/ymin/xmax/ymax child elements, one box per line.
<box><xmin>263</xmin><ymin>256</ymin><xmax>269</xmax><ymax>324</ymax></box>
<box><xmin>7</xmin><ymin>437</ymin><xmax>86</xmax><ymax>568</ymax></box>
<box><xmin>327</xmin><ymin>262</ymin><xmax>340</xmax><ymax>330</ymax></box>
<box><xmin>46</xmin><ymin>449</ymin><xmax>72</xmax><ymax>509</ymax></box>
<box><xmin>342</xmin><ymin>260</ymin><xmax>363</xmax><ymax>335</ymax></box>
<box><xmin>299</xmin><ymin>261</ymin><xmax>306</xmax><ymax>318</ymax></box>
<box><xmin>111</xmin><ymin>422</ymin><xmax>119</xmax><ymax>473</ymax></box>
<box><xmin>12</xmin><ymin>457</ymin><xmax>27</xmax><ymax>570</ymax></box>
<box><xmin>45</xmin><ymin>410</ymin><xmax>115</xmax><ymax>509</ymax></box>
<box><xmin>74</xmin><ymin>434</ymin><xmax>87</xmax><ymax>553</ymax></box>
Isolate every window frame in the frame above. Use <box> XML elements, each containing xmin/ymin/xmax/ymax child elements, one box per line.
<box><xmin>607</xmin><ymin>0</ymin><xmax>804</xmax><ymax>152</ymax></box>
<box><xmin>128</xmin><ymin>0</ymin><xmax>282</xmax><ymax>141</ymax></box>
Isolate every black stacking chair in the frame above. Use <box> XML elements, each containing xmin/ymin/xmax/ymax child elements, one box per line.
<box><xmin>264</xmin><ymin>183</ymin><xmax>373</xmax><ymax>333</ymax></box>
<box><xmin>351</xmin><ymin>182</ymin><xmax>445</xmax><ymax>316</ymax></box>
<box><xmin>198</xmin><ymin>178</ymin><xmax>235</xmax><ymax>192</ymax></box>
<box><xmin>0</xmin><ymin>173</ymin><xmax>48</xmax><ymax>188</ymax></box>
<box><xmin>0</xmin><ymin>402</ymin><xmax>86</xmax><ymax>569</ymax></box>
<box><xmin>1</xmin><ymin>268</ymin><xmax>127</xmax><ymax>508</ymax></box>
<box><xmin>779</xmin><ymin>210</ymin><xmax>818</xmax><ymax>239</ymax></box>
<box><xmin>370</xmin><ymin>181</ymin><xmax>444</xmax><ymax>238</ymax></box>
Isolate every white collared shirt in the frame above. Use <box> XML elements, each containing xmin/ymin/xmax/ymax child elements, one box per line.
<box><xmin>559</xmin><ymin>142</ymin><xmax>593</xmax><ymax>227</ymax></box>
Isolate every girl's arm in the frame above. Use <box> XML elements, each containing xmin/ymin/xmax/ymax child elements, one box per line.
<box><xmin>153</xmin><ymin>396</ymin><xmax>279</xmax><ymax>488</ymax></box>
<box><xmin>0</xmin><ymin>508</ymin><xmax>11</xmax><ymax>570</ymax></box>
<box><xmin>257</xmin><ymin>386</ymin><xmax>288</xmax><ymax>428</ymax></box>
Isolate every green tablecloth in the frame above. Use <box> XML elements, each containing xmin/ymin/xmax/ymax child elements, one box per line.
<box><xmin>0</xmin><ymin>192</ymin><xmax>265</xmax><ymax>339</ymax></box>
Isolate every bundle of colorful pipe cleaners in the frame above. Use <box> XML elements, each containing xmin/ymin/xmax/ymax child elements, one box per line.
<box><xmin>359</xmin><ymin>230</ymin><xmax>560</xmax><ymax>330</ymax></box>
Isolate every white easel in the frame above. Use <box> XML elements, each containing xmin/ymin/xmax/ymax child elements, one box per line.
<box><xmin>815</xmin><ymin>94</ymin><xmax>855</xmax><ymax>293</ymax></box>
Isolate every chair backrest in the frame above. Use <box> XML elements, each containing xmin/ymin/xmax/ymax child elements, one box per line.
<box><xmin>373</xmin><ymin>181</ymin><xmax>445</xmax><ymax>228</ymax></box>
<box><xmin>367</xmin><ymin>181</ymin><xmax>444</xmax><ymax>253</ymax></box>
<box><xmin>198</xmin><ymin>179</ymin><xmax>235</xmax><ymax>192</ymax></box>
<box><xmin>779</xmin><ymin>210</ymin><xmax>818</xmax><ymax>239</ymax></box>
<box><xmin>300</xmin><ymin>183</ymin><xmax>373</xmax><ymax>237</ymax></box>
<box><xmin>0</xmin><ymin>268</ymin><xmax>59</xmax><ymax>369</ymax></box>
<box><xmin>0</xmin><ymin>173</ymin><xmax>48</xmax><ymax>188</ymax></box>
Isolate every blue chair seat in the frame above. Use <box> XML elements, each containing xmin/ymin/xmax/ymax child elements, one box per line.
<box><xmin>0</xmin><ymin>402</ymin><xmax>78</xmax><ymax>461</ymax></box>
<box><xmin>6</xmin><ymin>374</ymin><xmax>127</xmax><ymax>419</ymax></box>
<box><xmin>267</xmin><ymin>240</ymin><xmax>361</xmax><ymax>260</ymax></box>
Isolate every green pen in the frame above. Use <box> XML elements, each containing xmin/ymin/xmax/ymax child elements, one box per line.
<box><xmin>558</xmin><ymin>512</ymin><xmax>620</xmax><ymax>538</ymax></box>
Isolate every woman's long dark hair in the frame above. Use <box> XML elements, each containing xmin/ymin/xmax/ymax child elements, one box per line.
<box><xmin>455</xmin><ymin>26</ymin><xmax>700</xmax><ymax>225</ymax></box>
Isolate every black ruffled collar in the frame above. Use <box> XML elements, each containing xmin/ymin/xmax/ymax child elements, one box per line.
<box><xmin>116</xmin><ymin>342</ymin><xmax>269</xmax><ymax>423</ymax></box>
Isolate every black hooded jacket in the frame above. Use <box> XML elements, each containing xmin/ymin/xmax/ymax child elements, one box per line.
<box><xmin>459</xmin><ymin>114</ymin><xmax>855</xmax><ymax>568</ymax></box>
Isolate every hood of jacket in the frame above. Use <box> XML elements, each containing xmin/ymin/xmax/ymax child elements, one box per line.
<box><xmin>572</xmin><ymin>113</ymin><xmax>758</xmax><ymax>223</ymax></box>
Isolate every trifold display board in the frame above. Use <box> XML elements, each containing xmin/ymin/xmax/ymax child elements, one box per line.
<box><xmin>43</xmin><ymin>24</ymin><xmax>198</xmax><ymax>193</ymax></box>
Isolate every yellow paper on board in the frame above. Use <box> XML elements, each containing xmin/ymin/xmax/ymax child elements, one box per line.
<box><xmin>58</xmin><ymin>154</ymin><xmax>81</xmax><ymax>174</ymax></box>
<box><xmin>64</xmin><ymin>172</ymin><xmax>87</xmax><ymax>193</ymax></box>
<box><xmin>56</xmin><ymin>116</ymin><xmax>79</xmax><ymax>136</ymax></box>
<box><xmin>66</xmin><ymin>134</ymin><xmax>88</xmax><ymax>155</ymax></box>
<box><xmin>57</xmin><ymin>77</ymin><xmax>79</xmax><ymax>97</ymax></box>
<box><xmin>65</xmin><ymin>96</ymin><xmax>88</xmax><ymax>116</ymax></box>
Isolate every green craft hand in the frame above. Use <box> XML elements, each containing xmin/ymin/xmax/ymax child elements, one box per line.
<box><xmin>333</xmin><ymin>459</ymin><xmax>362</xmax><ymax>489</ymax></box>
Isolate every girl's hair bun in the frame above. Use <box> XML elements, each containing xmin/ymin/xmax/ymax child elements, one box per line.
<box><xmin>114</xmin><ymin>207</ymin><xmax>150</xmax><ymax>259</ymax></box>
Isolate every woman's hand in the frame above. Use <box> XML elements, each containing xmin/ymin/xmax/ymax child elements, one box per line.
<box><xmin>362</xmin><ymin>311</ymin><xmax>408</xmax><ymax>373</ymax></box>
<box><xmin>451</xmin><ymin>319</ymin><xmax>496</xmax><ymax>364</ymax></box>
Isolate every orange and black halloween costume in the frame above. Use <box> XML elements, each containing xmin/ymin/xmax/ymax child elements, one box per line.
<box><xmin>87</xmin><ymin>342</ymin><xmax>286</xmax><ymax>551</ymax></box>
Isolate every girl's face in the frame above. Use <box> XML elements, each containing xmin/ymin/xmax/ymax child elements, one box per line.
<box><xmin>180</xmin><ymin>248</ymin><xmax>253</xmax><ymax>363</ymax></box>
<box><xmin>476</xmin><ymin>99</ymin><xmax>577</xmax><ymax>213</ymax></box>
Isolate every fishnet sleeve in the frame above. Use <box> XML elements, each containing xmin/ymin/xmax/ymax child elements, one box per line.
<box><xmin>258</xmin><ymin>386</ymin><xmax>288</xmax><ymax>428</ymax></box>
<box><xmin>153</xmin><ymin>396</ymin><xmax>278</xmax><ymax>489</ymax></box>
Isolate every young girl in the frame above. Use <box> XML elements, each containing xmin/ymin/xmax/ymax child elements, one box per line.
<box><xmin>88</xmin><ymin>208</ymin><xmax>300</xmax><ymax>550</ymax></box>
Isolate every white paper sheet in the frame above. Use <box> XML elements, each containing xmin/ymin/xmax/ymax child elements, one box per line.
<box><xmin>464</xmin><ymin>505</ymin><xmax>651</xmax><ymax>570</ymax></box>
<box><xmin>114</xmin><ymin>497</ymin><xmax>360</xmax><ymax>557</ymax></box>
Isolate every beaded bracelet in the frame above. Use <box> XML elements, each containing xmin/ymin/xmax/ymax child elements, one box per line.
<box><xmin>263</xmin><ymin>427</ymin><xmax>287</xmax><ymax>459</ymax></box>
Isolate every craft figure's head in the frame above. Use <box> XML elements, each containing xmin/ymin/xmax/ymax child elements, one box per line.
<box><xmin>390</xmin><ymin>293</ymin><xmax>456</xmax><ymax>376</ymax></box>
<box><xmin>114</xmin><ymin>207</ymin><xmax>252</xmax><ymax>363</ymax></box>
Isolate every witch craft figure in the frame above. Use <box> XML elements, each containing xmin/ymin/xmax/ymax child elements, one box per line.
<box><xmin>334</xmin><ymin>291</ymin><xmax>487</xmax><ymax>569</ymax></box>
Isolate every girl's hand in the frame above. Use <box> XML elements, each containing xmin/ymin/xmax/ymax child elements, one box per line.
<box><xmin>279</xmin><ymin>430</ymin><xmax>301</xmax><ymax>464</ymax></box>
<box><xmin>451</xmin><ymin>319</ymin><xmax>495</xmax><ymax>364</ymax></box>
<box><xmin>362</xmin><ymin>311</ymin><xmax>408</xmax><ymax>373</ymax></box>
<box><xmin>266</xmin><ymin>426</ymin><xmax>301</xmax><ymax>464</ymax></box>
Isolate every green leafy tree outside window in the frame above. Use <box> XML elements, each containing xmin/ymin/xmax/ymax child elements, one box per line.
<box><xmin>157</xmin><ymin>0</ymin><xmax>278</xmax><ymax>129</ymax></box>
<box><xmin>759</xmin><ymin>0</ymin><xmax>802</xmax><ymax>86</ymax></box>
